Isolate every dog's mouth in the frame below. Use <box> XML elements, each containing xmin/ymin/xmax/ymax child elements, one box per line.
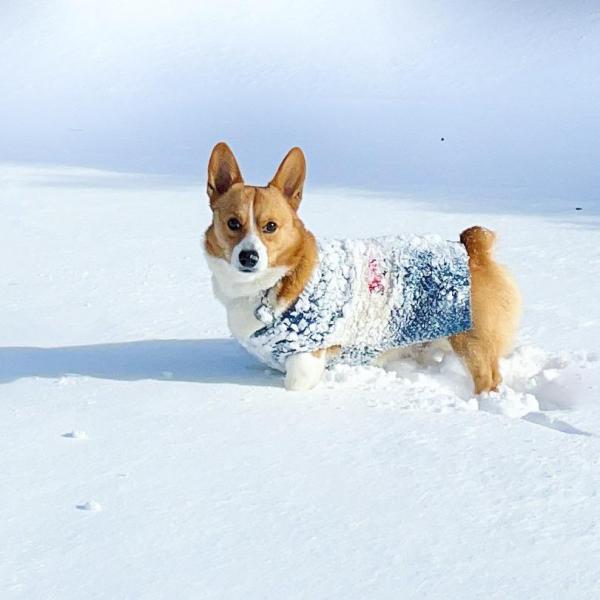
<box><xmin>231</xmin><ymin>265</ymin><xmax>266</xmax><ymax>279</ymax></box>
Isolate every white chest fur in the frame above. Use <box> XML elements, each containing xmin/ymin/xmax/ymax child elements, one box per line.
<box><xmin>221</xmin><ymin>293</ymin><xmax>263</xmax><ymax>339</ymax></box>
<box><xmin>205</xmin><ymin>254</ymin><xmax>288</xmax><ymax>341</ymax></box>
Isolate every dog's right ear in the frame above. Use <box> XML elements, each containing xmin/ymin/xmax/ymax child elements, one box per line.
<box><xmin>207</xmin><ymin>142</ymin><xmax>244</xmax><ymax>206</ymax></box>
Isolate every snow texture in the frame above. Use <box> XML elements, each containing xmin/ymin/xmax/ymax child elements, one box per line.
<box><xmin>2</xmin><ymin>164</ymin><xmax>600</xmax><ymax>600</ymax></box>
<box><xmin>247</xmin><ymin>236</ymin><xmax>471</xmax><ymax>370</ymax></box>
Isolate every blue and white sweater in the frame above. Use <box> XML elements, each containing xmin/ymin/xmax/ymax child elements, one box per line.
<box><xmin>241</xmin><ymin>235</ymin><xmax>472</xmax><ymax>371</ymax></box>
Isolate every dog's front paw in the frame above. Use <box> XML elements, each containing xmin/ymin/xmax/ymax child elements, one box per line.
<box><xmin>284</xmin><ymin>352</ymin><xmax>325</xmax><ymax>391</ymax></box>
<box><xmin>284</xmin><ymin>372</ymin><xmax>318</xmax><ymax>391</ymax></box>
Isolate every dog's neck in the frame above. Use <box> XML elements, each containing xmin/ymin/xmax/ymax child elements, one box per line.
<box><xmin>205</xmin><ymin>234</ymin><xmax>318</xmax><ymax>340</ymax></box>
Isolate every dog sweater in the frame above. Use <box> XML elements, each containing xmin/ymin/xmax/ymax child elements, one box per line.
<box><xmin>241</xmin><ymin>235</ymin><xmax>472</xmax><ymax>371</ymax></box>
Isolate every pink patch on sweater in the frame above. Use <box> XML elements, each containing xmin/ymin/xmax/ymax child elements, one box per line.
<box><xmin>367</xmin><ymin>258</ymin><xmax>385</xmax><ymax>294</ymax></box>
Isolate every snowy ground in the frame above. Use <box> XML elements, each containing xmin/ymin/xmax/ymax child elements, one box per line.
<box><xmin>2</xmin><ymin>164</ymin><xmax>600</xmax><ymax>599</ymax></box>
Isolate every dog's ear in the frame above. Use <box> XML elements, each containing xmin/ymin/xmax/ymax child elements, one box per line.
<box><xmin>269</xmin><ymin>147</ymin><xmax>306</xmax><ymax>210</ymax></box>
<box><xmin>207</xmin><ymin>142</ymin><xmax>244</xmax><ymax>205</ymax></box>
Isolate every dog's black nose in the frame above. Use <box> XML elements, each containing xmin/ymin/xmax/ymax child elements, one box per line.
<box><xmin>238</xmin><ymin>249</ymin><xmax>259</xmax><ymax>269</ymax></box>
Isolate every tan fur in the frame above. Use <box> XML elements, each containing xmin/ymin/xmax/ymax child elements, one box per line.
<box><xmin>312</xmin><ymin>346</ymin><xmax>342</xmax><ymax>361</ymax></box>
<box><xmin>450</xmin><ymin>226</ymin><xmax>522</xmax><ymax>394</ymax></box>
<box><xmin>205</xmin><ymin>145</ymin><xmax>522</xmax><ymax>395</ymax></box>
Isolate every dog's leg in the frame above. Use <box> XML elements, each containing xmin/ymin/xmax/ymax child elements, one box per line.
<box><xmin>450</xmin><ymin>333</ymin><xmax>496</xmax><ymax>394</ymax></box>
<box><xmin>284</xmin><ymin>351</ymin><xmax>326</xmax><ymax>391</ymax></box>
<box><xmin>491</xmin><ymin>358</ymin><xmax>502</xmax><ymax>391</ymax></box>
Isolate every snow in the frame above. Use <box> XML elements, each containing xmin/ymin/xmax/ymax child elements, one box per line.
<box><xmin>2</xmin><ymin>164</ymin><xmax>600</xmax><ymax>599</ymax></box>
<box><xmin>2</xmin><ymin>2</ymin><xmax>600</xmax><ymax>201</ymax></box>
<box><xmin>76</xmin><ymin>500</ymin><xmax>102</xmax><ymax>512</ymax></box>
<box><xmin>62</xmin><ymin>430</ymin><xmax>89</xmax><ymax>440</ymax></box>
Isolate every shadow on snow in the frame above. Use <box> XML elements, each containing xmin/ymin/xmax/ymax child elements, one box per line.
<box><xmin>0</xmin><ymin>338</ymin><xmax>278</xmax><ymax>387</ymax></box>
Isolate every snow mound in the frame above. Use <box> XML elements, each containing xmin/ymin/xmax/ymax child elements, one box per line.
<box><xmin>76</xmin><ymin>501</ymin><xmax>102</xmax><ymax>512</ymax></box>
<box><xmin>62</xmin><ymin>430</ymin><xmax>88</xmax><ymax>439</ymax></box>
<box><xmin>323</xmin><ymin>344</ymin><xmax>594</xmax><ymax>421</ymax></box>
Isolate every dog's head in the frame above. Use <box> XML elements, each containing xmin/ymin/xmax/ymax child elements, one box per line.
<box><xmin>204</xmin><ymin>143</ymin><xmax>309</xmax><ymax>278</ymax></box>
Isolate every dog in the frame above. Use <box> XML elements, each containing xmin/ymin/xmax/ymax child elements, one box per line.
<box><xmin>204</xmin><ymin>142</ymin><xmax>521</xmax><ymax>393</ymax></box>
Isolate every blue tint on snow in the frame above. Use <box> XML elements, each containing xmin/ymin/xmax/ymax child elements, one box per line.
<box><xmin>1</xmin><ymin>1</ymin><xmax>599</xmax><ymax>205</ymax></box>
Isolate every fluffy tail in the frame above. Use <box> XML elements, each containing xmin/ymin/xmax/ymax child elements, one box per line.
<box><xmin>460</xmin><ymin>226</ymin><xmax>496</xmax><ymax>266</ymax></box>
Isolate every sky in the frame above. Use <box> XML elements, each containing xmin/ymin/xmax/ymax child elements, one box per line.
<box><xmin>1</xmin><ymin>0</ymin><xmax>599</xmax><ymax>204</ymax></box>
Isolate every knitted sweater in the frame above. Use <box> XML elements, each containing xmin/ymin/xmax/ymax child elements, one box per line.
<box><xmin>241</xmin><ymin>235</ymin><xmax>472</xmax><ymax>371</ymax></box>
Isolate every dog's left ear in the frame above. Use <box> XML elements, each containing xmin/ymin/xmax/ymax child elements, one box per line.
<box><xmin>269</xmin><ymin>147</ymin><xmax>306</xmax><ymax>210</ymax></box>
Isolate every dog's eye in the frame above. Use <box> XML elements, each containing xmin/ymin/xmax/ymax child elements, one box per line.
<box><xmin>227</xmin><ymin>218</ymin><xmax>241</xmax><ymax>231</ymax></box>
<box><xmin>263</xmin><ymin>221</ymin><xmax>277</xmax><ymax>233</ymax></box>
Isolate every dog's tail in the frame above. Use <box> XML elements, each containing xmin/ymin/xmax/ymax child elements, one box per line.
<box><xmin>460</xmin><ymin>226</ymin><xmax>496</xmax><ymax>267</ymax></box>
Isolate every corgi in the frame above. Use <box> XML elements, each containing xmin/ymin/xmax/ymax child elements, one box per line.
<box><xmin>204</xmin><ymin>142</ymin><xmax>521</xmax><ymax>393</ymax></box>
